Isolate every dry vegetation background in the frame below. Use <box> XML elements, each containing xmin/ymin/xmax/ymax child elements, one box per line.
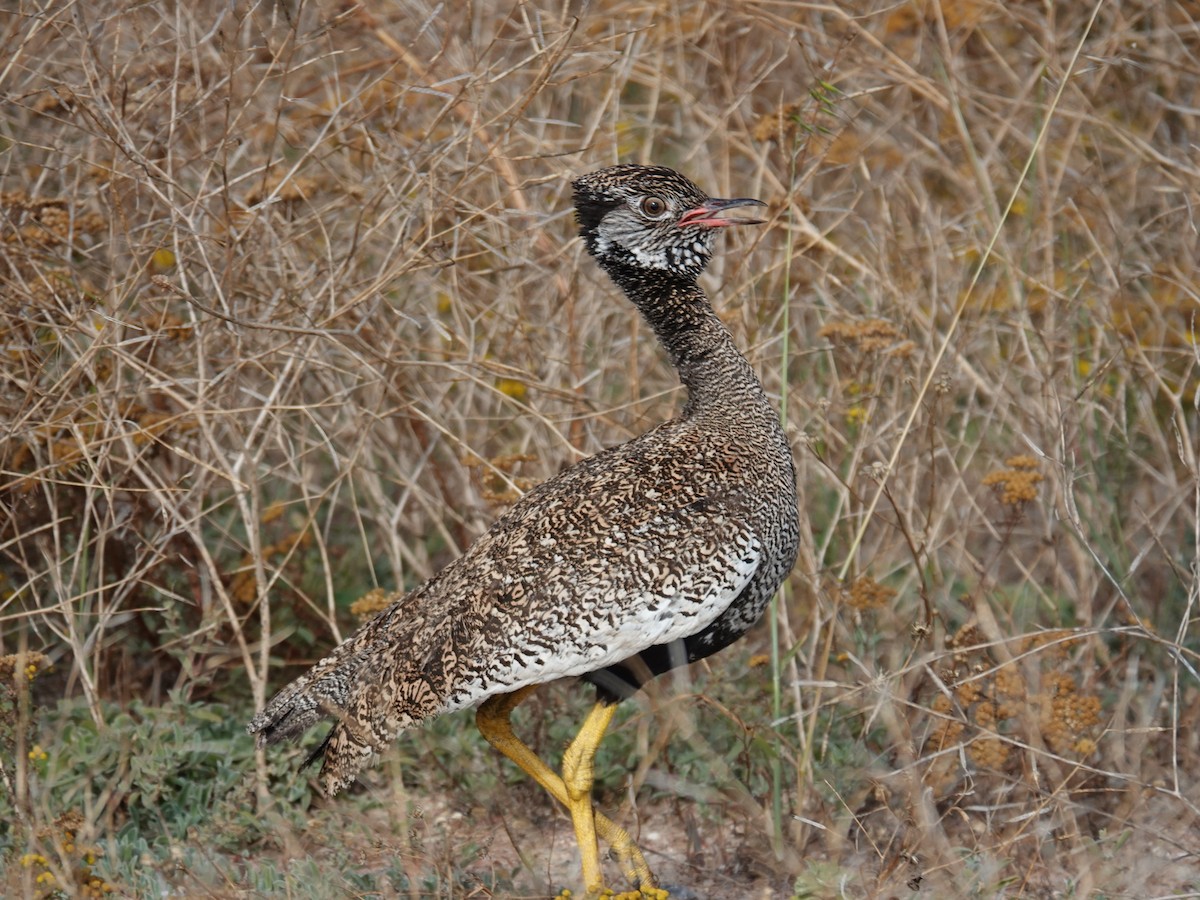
<box><xmin>2</xmin><ymin>0</ymin><xmax>1198</xmax><ymax>897</ymax></box>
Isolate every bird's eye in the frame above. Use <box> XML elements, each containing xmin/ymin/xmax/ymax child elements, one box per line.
<box><xmin>639</xmin><ymin>196</ymin><xmax>668</xmax><ymax>218</ymax></box>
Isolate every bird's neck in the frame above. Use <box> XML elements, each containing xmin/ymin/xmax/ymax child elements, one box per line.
<box><xmin>603</xmin><ymin>263</ymin><xmax>771</xmax><ymax>418</ymax></box>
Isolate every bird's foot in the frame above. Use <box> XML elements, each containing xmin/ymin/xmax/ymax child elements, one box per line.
<box><xmin>611</xmin><ymin>888</ymin><xmax>670</xmax><ymax>900</ymax></box>
<box><xmin>553</xmin><ymin>888</ymin><xmax>669</xmax><ymax>900</ymax></box>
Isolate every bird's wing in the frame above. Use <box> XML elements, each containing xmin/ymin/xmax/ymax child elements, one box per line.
<box><xmin>434</xmin><ymin>480</ymin><xmax>765</xmax><ymax>704</ymax></box>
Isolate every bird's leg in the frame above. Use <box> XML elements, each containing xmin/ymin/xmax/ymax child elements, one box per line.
<box><xmin>560</xmin><ymin>699</ymin><xmax>621</xmax><ymax>897</ymax></box>
<box><xmin>475</xmin><ymin>690</ymin><xmax>659</xmax><ymax>895</ymax></box>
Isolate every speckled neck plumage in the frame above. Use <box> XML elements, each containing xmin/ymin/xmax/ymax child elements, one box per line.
<box><xmin>596</xmin><ymin>258</ymin><xmax>768</xmax><ymax>420</ymax></box>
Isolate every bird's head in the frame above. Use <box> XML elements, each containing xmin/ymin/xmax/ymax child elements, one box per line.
<box><xmin>573</xmin><ymin>165</ymin><xmax>766</xmax><ymax>281</ymax></box>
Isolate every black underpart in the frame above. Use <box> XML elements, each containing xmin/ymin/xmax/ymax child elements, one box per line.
<box><xmin>584</xmin><ymin>614</ymin><xmax>748</xmax><ymax>704</ymax></box>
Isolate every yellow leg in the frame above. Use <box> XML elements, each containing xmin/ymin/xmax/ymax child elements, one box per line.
<box><xmin>475</xmin><ymin>689</ymin><xmax>661</xmax><ymax>896</ymax></box>
<box><xmin>560</xmin><ymin>700</ymin><xmax>619</xmax><ymax>896</ymax></box>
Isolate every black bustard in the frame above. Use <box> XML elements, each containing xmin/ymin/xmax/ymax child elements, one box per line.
<box><xmin>248</xmin><ymin>165</ymin><xmax>800</xmax><ymax>899</ymax></box>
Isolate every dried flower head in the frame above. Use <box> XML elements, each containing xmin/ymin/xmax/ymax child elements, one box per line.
<box><xmin>350</xmin><ymin>588</ymin><xmax>394</xmax><ymax>621</ymax></box>
<box><xmin>844</xmin><ymin>575</ymin><xmax>897</xmax><ymax>610</ymax></box>
<box><xmin>1</xmin><ymin>191</ymin><xmax>105</xmax><ymax>247</ymax></box>
<box><xmin>1040</xmin><ymin>673</ymin><xmax>1102</xmax><ymax>756</ymax></box>
<box><xmin>982</xmin><ymin>457</ymin><xmax>1044</xmax><ymax>506</ymax></box>
<box><xmin>968</xmin><ymin>735</ymin><xmax>1010</xmax><ymax>768</ymax></box>
<box><xmin>464</xmin><ymin>452</ymin><xmax>539</xmax><ymax>507</ymax></box>
<box><xmin>819</xmin><ymin>318</ymin><xmax>914</xmax><ymax>358</ymax></box>
<box><xmin>0</xmin><ymin>651</ymin><xmax>49</xmax><ymax>683</ymax></box>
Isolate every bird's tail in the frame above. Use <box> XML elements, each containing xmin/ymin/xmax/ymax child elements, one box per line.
<box><xmin>247</xmin><ymin>588</ymin><xmax>446</xmax><ymax>795</ymax></box>
<box><xmin>246</xmin><ymin>639</ymin><xmax>360</xmax><ymax>746</ymax></box>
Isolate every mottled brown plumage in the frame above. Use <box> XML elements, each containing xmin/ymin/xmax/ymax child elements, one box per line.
<box><xmin>248</xmin><ymin>165</ymin><xmax>799</xmax><ymax>892</ymax></box>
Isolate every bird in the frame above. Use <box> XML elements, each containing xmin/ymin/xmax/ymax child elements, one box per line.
<box><xmin>247</xmin><ymin>164</ymin><xmax>800</xmax><ymax>899</ymax></box>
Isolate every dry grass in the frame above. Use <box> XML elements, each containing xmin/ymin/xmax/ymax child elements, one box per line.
<box><xmin>2</xmin><ymin>0</ymin><xmax>1198</xmax><ymax>896</ymax></box>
